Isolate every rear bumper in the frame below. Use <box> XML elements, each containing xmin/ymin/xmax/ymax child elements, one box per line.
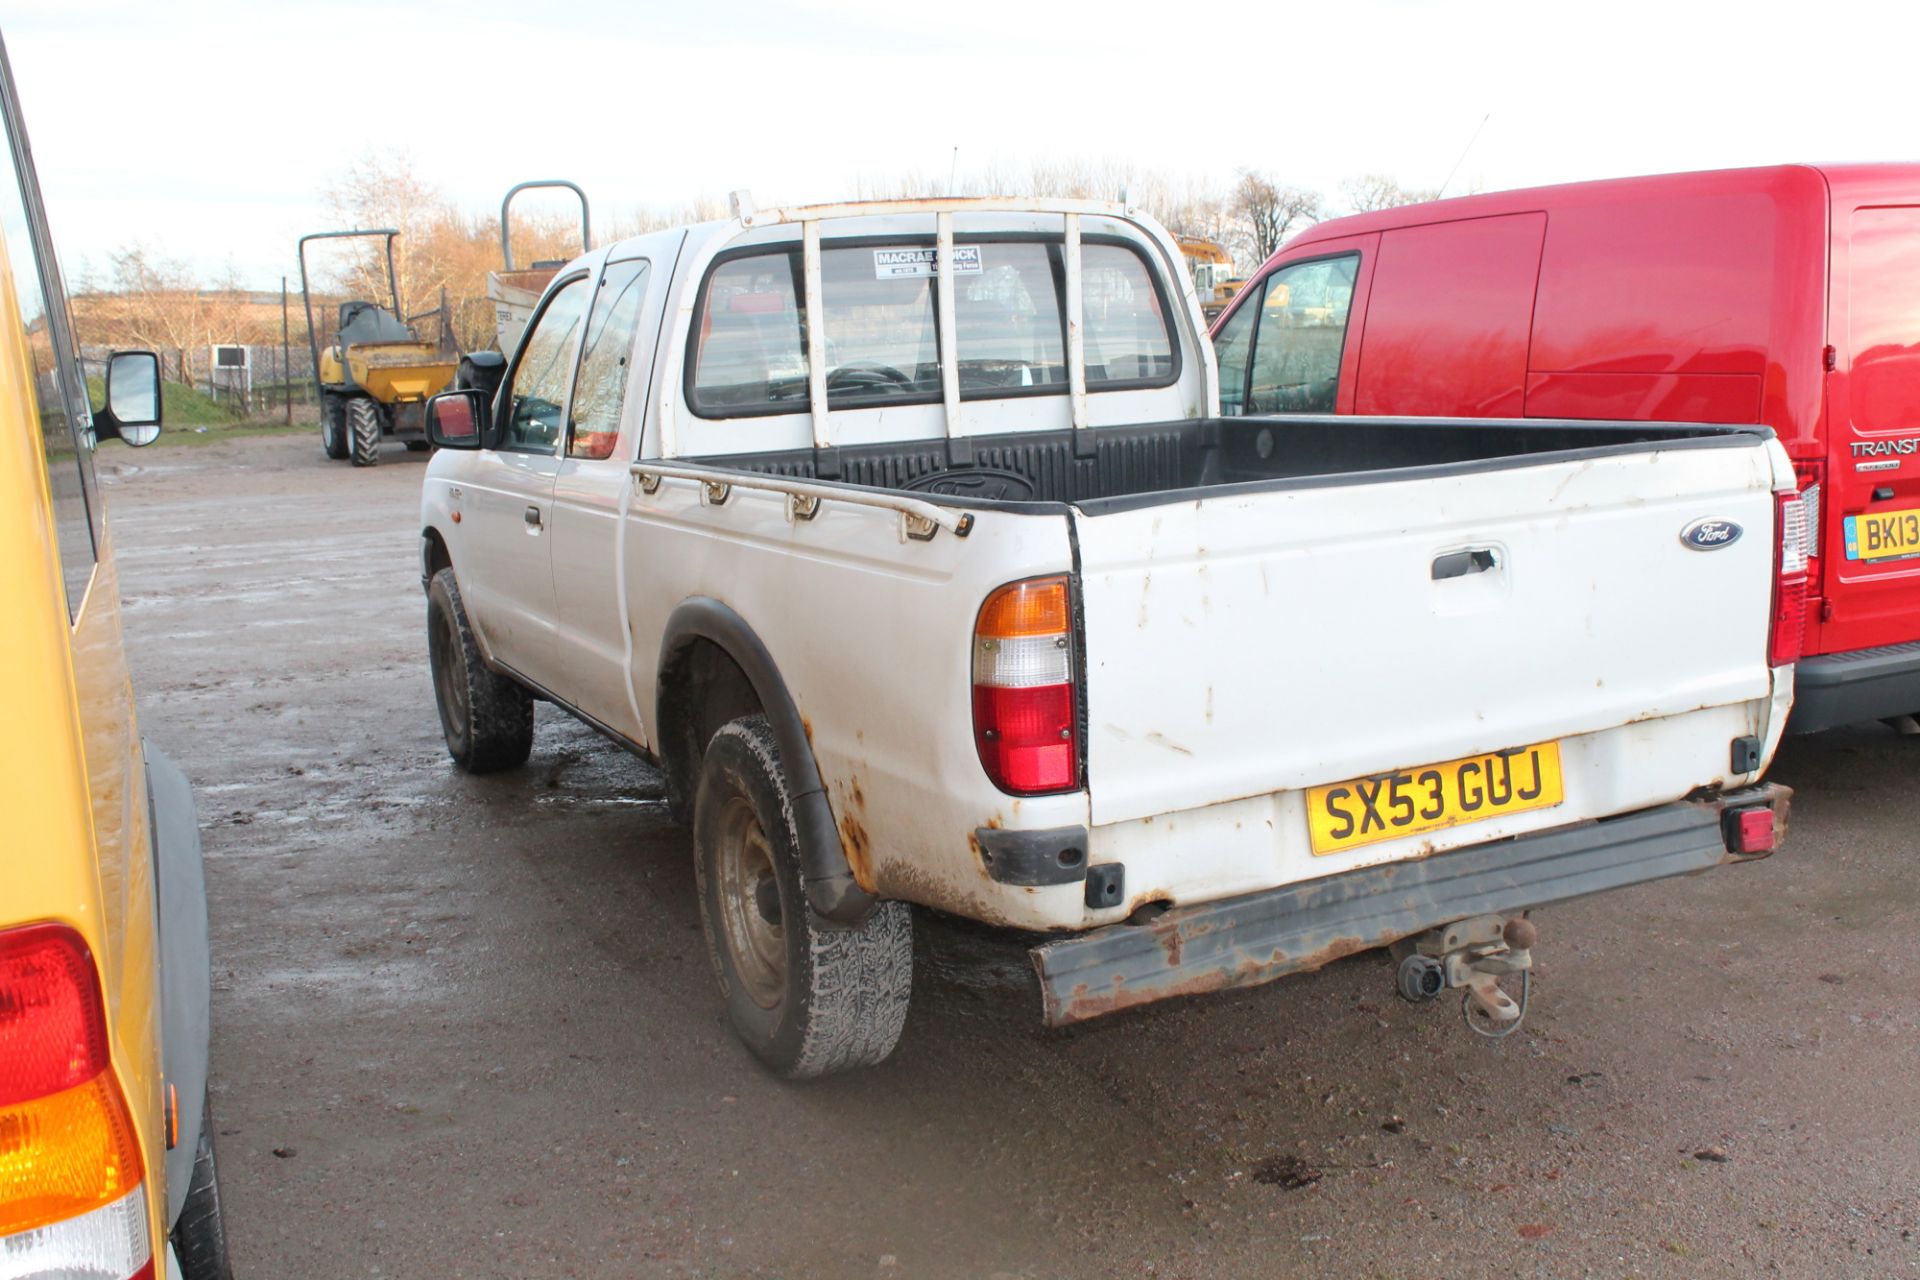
<box><xmin>1029</xmin><ymin>784</ymin><xmax>1788</xmax><ymax>1027</ymax></box>
<box><xmin>1788</xmin><ymin>641</ymin><xmax>1920</xmax><ymax>733</ymax></box>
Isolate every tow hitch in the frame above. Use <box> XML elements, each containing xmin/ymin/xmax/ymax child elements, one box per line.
<box><xmin>1395</xmin><ymin>914</ymin><xmax>1537</xmax><ymax>1039</ymax></box>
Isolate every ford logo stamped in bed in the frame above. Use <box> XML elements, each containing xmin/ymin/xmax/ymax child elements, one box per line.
<box><xmin>1679</xmin><ymin>518</ymin><xmax>1743</xmax><ymax>550</ymax></box>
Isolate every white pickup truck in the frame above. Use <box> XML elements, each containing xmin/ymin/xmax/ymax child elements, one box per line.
<box><xmin>418</xmin><ymin>195</ymin><xmax>1800</xmax><ymax>1077</ymax></box>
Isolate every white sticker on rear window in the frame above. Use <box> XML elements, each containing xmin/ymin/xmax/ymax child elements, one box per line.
<box><xmin>873</xmin><ymin>246</ymin><xmax>982</xmax><ymax>279</ymax></box>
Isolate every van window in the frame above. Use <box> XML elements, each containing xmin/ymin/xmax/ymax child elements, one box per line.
<box><xmin>687</xmin><ymin>238</ymin><xmax>1177</xmax><ymax>417</ymax></box>
<box><xmin>1848</xmin><ymin>207</ymin><xmax>1920</xmax><ymax>434</ymax></box>
<box><xmin>1212</xmin><ymin>283</ymin><xmax>1260</xmax><ymax>415</ymax></box>
<box><xmin>0</xmin><ymin>120</ymin><xmax>93</xmax><ymax>615</ymax></box>
<box><xmin>569</xmin><ymin>259</ymin><xmax>650</xmax><ymax>460</ymax></box>
<box><xmin>1246</xmin><ymin>254</ymin><xmax>1358</xmax><ymax>414</ymax></box>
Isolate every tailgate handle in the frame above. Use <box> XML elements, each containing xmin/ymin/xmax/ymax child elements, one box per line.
<box><xmin>1432</xmin><ymin>548</ymin><xmax>1498</xmax><ymax>581</ymax></box>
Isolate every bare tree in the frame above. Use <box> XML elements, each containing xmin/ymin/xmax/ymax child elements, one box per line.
<box><xmin>73</xmin><ymin>244</ymin><xmax>256</xmax><ymax>385</ymax></box>
<box><xmin>1229</xmin><ymin>171</ymin><xmax>1324</xmax><ymax>265</ymax></box>
<box><xmin>1337</xmin><ymin>173</ymin><xmax>1441</xmax><ymax>214</ymax></box>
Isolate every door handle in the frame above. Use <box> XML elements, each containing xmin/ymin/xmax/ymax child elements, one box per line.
<box><xmin>1873</xmin><ymin>486</ymin><xmax>1896</xmax><ymax>502</ymax></box>
<box><xmin>524</xmin><ymin>505</ymin><xmax>543</xmax><ymax>529</ymax></box>
<box><xmin>1432</xmin><ymin>548</ymin><xmax>1498</xmax><ymax>580</ymax></box>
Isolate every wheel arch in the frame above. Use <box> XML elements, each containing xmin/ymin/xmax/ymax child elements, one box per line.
<box><xmin>657</xmin><ymin>597</ymin><xmax>875</xmax><ymax>925</ymax></box>
<box><xmin>419</xmin><ymin>526</ymin><xmax>453</xmax><ymax>590</ymax></box>
<box><xmin>145</xmin><ymin>742</ymin><xmax>210</xmax><ymax>1229</ymax></box>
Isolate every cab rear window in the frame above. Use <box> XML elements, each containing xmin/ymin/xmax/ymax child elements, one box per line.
<box><xmin>687</xmin><ymin>237</ymin><xmax>1175</xmax><ymax>418</ymax></box>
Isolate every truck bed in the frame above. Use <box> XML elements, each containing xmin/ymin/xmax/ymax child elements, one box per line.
<box><xmin>688</xmin><ymin>415</ymin><xmax>1769</xmax><ymax>510</ymax></box>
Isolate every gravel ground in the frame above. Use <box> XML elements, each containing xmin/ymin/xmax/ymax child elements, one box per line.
<box><xmin>105</xmin><ymin>433</ymin><xmax>1919</xmax><ymax>1278</ymax></box>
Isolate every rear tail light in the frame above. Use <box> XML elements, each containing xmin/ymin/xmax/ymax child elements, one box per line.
<box><xmin>1769</xmin><ymin>488</ymin><xmax>1814</xmax><ymax>667</ymax></box>
<box><xmin>1724</xmin><ymin>805</ymin><xmax>1776</xmax><ymax>855</ymax></box>
<box><xmin>973</xmin><ymin>575</ymin><xmax>1079</xmax><ymax>795</ymax></box>
<box><xmin>0</xmin><ymin>924</ymin><xmax>151</xmax><ymax>1280</ymax></box>
<box><xmin>1792</xmin><ymin>461</ymin><xmax>1823</xmax><ymax>563</ymax></box>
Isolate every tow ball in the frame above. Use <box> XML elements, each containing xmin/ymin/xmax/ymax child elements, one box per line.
<box><xmin>1394</xmin><ymin>914</ymin><xmax>1537</xmax><ymax>1038</ymax></box>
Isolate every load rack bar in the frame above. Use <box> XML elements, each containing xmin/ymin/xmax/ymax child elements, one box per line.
<box><xmin>631</xmin><ymin>460</ymin><xmax>974</xmax><ymax>541</ymax></box>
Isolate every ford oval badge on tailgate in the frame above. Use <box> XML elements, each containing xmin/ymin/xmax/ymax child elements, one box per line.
<box><xmin>1680</xmin><ymin>518</ymin><xmax>1743</xmax><ymax>550</ymax></box>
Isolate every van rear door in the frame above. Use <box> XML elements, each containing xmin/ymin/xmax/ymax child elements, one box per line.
<box><xmin>1826</xmin><ymin>204</ymin><xmax>1920</xmax><ymax>656</ymax></box>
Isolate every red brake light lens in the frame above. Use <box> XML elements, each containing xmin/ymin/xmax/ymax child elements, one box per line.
<box><xmin>973</xmin><ymin>576</ymin><xmax>1080</xmax><ymax>795</ymax></box>
<box><xmin>0</xmin><ymin>925</ymin><xmax>110</xmax><ymax>1108</ymax></box>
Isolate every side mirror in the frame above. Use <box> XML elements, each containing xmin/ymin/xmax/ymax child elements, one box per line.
<box><xmin>425</xmin><ymin>388</ymin><xmax>486</xmax><ymax>449</ymax></box>
<box><xmin>96</xmin><ymin>350</ymin><xmax>162</xmax><ymax>446</ymax></box>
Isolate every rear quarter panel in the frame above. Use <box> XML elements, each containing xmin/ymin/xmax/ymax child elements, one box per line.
<box><xmin>622</xmin><ymin>479</ymin><xmax>1091</xmax><ymax>926</ymax></box>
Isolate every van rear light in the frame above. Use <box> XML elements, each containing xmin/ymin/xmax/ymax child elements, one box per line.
<box><xmin>973</xmin><ymin>575</ymin><xmax>1079</xmax><ymax>795</ymax></box>
<box><xmin>1769</xmin><ymin>489</ymin><xmax>1813</xmax><ymax>667</ymax></box>
<box><xmin>0</xmin><ymin>924</ymin><xmax>151</xmax><ymax>1280</ymax></box>
<box><xmin>1792</xmin><ymin>460</ymin><xmax>1823</xmax><ymax>563</ymax></box>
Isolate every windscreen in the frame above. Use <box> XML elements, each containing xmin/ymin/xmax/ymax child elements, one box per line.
<box><xmin>688</xmin><ymin>237</ymin><xmax>1175</xmax><ymax>417</ymax></box>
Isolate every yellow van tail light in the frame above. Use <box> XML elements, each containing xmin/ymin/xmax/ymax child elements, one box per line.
<box><xmin>0</xmin><ymin>924</ymin><xmax>151</xmax><ymax>1278</ymax></box>
<box><xmin>0</xmin><ymin>1073</ymin><xmax>146</xmax><ymax>1235</ymax></box>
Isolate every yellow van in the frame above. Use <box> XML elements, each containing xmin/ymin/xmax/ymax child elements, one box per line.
<box><xmin>0</xmin><ymin>36</ymin><xmax>230</xmax><ymax>1280</ymax></box>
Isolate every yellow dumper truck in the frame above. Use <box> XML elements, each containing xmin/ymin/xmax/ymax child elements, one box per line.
<box><xmin>299</xmin><ymin>228</ymin><xmax>457</xmax><ymax>466</ymax></box>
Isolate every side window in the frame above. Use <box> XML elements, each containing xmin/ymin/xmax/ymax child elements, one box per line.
<box><xmin>1247</xmin><ymin>254</ymin><xmax>1359</xmax><ymax>415</ymax></box>
<box><xmin>0</xmin><ymin>116</ymin><xmax>93</xmax><ymax>615</ymax></box>
<box><xmin>1211</xmin><ymin>284</ymin><xmax>1261</xmax><ymax>416</ymax></box>
<box><xmin>503</xmin><ymin>275</ymin><xmax>592</xmax><ymax>452</ymax></box>
<box><xmin>569</xmin><ymin>259</ymin><xmax>651</xmax><ymax>460</ymax></box>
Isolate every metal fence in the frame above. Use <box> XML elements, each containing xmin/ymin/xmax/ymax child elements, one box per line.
<box><xmin>79</xmin><ymin>343</ymin><xmax>318</xmax><ymax>421</ymax></box>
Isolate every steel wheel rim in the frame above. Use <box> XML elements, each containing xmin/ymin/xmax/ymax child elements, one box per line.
<box><xmin>715</xmin><ymin>794</ymin><xmax>785</xmax><ymax>1009</ymax></box>
<box><xmin>430</xmin><ymin>603</ymin><xmax>468</xmax><ymax>744</ymax></box>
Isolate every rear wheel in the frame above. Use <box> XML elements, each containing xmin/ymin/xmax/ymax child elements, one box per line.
<box><xmin>319</xmin><ymin>395</ymin><xmax>348</xmax><ymax>460</ymax></box>
<box><xmin>426</xmin><ymin>567</ymin><xmax>533</xmax><ymax>772</ymax></box>
<box><xmin>170</xmin><ymin>1092</ymin><xmax>233</xmax><ymax>1280</ymax></box>
<box><xmin>693</xmin><ymin>716</ymin><xmax>912</xmax><ymax>1078</ymax></box>
<box><xmin>348</xmin><ymin>397</ymin><xmax>382</xmax><ymax>467</ymax></box>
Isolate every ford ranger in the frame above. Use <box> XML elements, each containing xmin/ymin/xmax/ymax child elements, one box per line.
<box><xmin>417</xmin><ymin>194</ymin><xmax>1798</xmax><ymax>1077</ymax></box>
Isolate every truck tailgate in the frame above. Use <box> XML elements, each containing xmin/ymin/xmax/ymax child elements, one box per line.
<box><xmin>1075</xmin><ymin>441</ymin><xmax>1780</xmax><ymax>827</ymax></box>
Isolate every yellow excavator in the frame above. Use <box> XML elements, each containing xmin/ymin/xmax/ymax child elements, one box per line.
<box><xmin>1175</xmin><ymin>235</ymin><xmax>1246</xmax><ymax>320</ymax></box>
<box><xmin>299</xmin><ymin>229</ymin><xmax>458</xmax><ymax>466</ymax></box>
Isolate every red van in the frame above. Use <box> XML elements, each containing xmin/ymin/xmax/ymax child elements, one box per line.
<box><xmin>1211</xmin><ymin>164</ymin><xmax>1920</xmax><ymax>732</ymax></box>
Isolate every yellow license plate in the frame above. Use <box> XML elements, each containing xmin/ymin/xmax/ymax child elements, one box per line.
<box><xmin>1844</xmin><ymin>507</ymin><xmax>1920</xmax><ymax>562</ymax></box>
<box><xmin>1307</xmin><ymin>742</ymin><xmax>1565</xmax><ymax>856</ymax></box>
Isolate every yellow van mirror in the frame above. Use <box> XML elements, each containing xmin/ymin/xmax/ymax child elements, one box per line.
<box><xmin>99</xmin><ymin>350</ymin><xmax>161</xmax><ymax>447</ymax></box>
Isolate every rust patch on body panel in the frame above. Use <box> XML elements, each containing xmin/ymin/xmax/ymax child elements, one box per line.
<box><xmin>1039</xmin><ymin>930</ymin><xmax>1388</xmax><ymax>1027</ymax></box>
<box><xmin>832</xmin><ymin>770</ymin><xmax>875</xmax><ymax>893</ymax></box>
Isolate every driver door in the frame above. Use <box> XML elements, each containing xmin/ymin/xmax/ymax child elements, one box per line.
<box><xmin>462</xmin><ymin>270</ymin><xmax>593</xmax><ymax>693</ymax></box>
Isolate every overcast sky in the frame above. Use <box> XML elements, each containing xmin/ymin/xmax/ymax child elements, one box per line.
<box><xmin>8</xmin><ymin>0</ymin><xmax>1915</xmax><ymax>289</ymax></box>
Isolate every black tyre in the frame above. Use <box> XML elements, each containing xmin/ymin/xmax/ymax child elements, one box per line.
<box><xmin>170</xmin><ymin>1092</ymin><xmax>233</xmax><ymax>1280</ymax></box>
<box><xmin>404</xmin><ymin>439</ymin><xmax>431</xmax><ymax>453</ymax></box>
<box><xmin>319</xmin><ymin>395</ymin><xmax>348</xmax><ymax>460</ymax></box>
<box><xmin>693</xmin><ymin>716</ymin><xmax>912</xmax><ymax>1078</ymax></box>
<box><xmin>426</xmin><ymin>567</ymin><xmax>533</xmax><ymax>772</ymax></box>
<box><xmin>348</xmin><ymin>397</ymin><xmax>382</xmax><ymax>467</ymax></box>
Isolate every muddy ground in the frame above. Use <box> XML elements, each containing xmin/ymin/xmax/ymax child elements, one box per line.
<box><xmin>107</xmin><ymin>433</ymin><xmax>1918</xmax><ymax>1278</ymax></box>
